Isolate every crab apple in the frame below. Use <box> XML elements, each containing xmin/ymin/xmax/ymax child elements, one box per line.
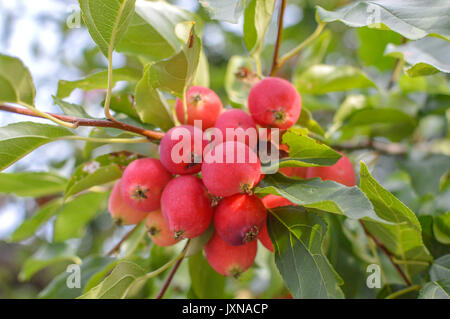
<box><xmin>161</xmin><ymin>175</ymin><xmax>213</xmax><ymax>239</ymax></box>
<box><xmin>248</xmin><ymin>77</ymin><xmax>301</xmax><ymax>129</ymax></box>
<box><xmin>214</xmin><ymin>194</ymin><xmax>267</xmax><ymax>246</ymax></box>
<box><xmin>202</xmin><ymin>141</ymin><xmax>261</xmax><ymax>197</ymax></box>
<box><xmin>214</xmin><ymin>109</ymin><xmax>257</xmax><ymax>149</ymax></box>
<box><xmin>306</xmin><ymin>154</ymin><xmax>356</xmax><ymax>187</ymax></box>
<box><xmin>205</xmin><ymin>232</ymin><xmax>257</xmax><ymax>277</ymax></box>
<box><xmin>258</xmin><ymin>224</ymin><xmax>274</xmax><ymax>253</ymax></box>
<box><xmin>109</xmin><ymin>180</ymin><xmax>149</xmax><ymax>225</ymax></box>
<box><xmin>261</xmin><ymin>194</ymin><xmax>297</xmax><ymax>209</ymax></box>
<box><xmin>121</xmin><ymin>158</ymin><xmax>172</xmax><ymax>212</ymax></box>
<box><xmin>175</xmin><ymin>86</ymin><xmax>223</xmax><ymax>129</ymax></box>
<box><xmin>145</xmin><ymin>210</ymin><xmax>179</xmax><ymax>247</ymax></box>
<box><xmin>159</xmin><ymin>125</ymin><xmax>207</xmax><ymax>175</ymax></box>
<box><xmin>279</xmin><ymin>166</ymin><xmax>307</xmax><ymax>178</ymax></box>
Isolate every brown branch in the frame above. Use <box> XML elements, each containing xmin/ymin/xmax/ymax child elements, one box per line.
<box><xmin>359</xmin><ymin>220</ymin><xmax>412</xmax><ymax>286</ymax></box>
<box><xmin>269</xmin><ymin>0</ymin><xmax>287</xmax><ymax>76</ymax></box>
<box><xmin>106</xmin><ymin>224</ymin><xmax>140</xmax><ymax>257</ymax></box>
<box><xmin>156</xmin><ymin>240</ymin><xmax>190</xmax><ymax>299</ymax></box>
<box><xmin>333</xmin><ymin>140</ymin><xmax>407</xmax><ymax>155</ymax></box>
<box><xmin>0</xmin><ymin>104</ymin><xmax>164</xmax><ymax>140</ymax></box>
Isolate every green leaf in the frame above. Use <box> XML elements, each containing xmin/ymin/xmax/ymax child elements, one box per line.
<box><xmin>19</xmin><ymin>243</ymin><xmax>81</xmax><ymax>281</ymax></box>
<box><xmin>296</xmin><ymin>109</ymin><xmax>325</xmax><ymax>136</ymax></box>
<box><xmin>117</xmin><ymin>1</ymin><xmax>200</xmax><ymax>62</ymax></box>
<box><xmin>189</xmin><ymin>251</ymin><xmax>226</xmax><ymax>299</ymax></box>
<box><xmin>149</xmin><ymin>24</ymin><xmax>202</xmax><ymax>97</ymax></box>
<box><xmin>357</xmin><ymin>27</ymin><xmax>402</xmax><ymax>71</ymax></box>
<box><xmin>39</xmin><ymin>256</ymin><xmax>114</xmax><ymax>299</ymax></box>
<box><xmin>268</xmin><ymin>206</ymin><xmax>344</xmax><ymax>298</ymax></box>
<box><xmin>10</xmin><ymin>198</ymin><xmax>63</xmax><ymax>242</ymax></box>
<box><xmin>65</xmin><ymin>151</ymin><xmax>139</xmax><ymax>198</ymax></box>
<box><xmin>82</xmin><ymin>127</ymin><xmax>137</xmax><ymax>159</ymax></box>
<box><xmin>277</xmin><ymin>128</ymin><xmax>341</xmax><ymax>167</ymax></box>
<box><xmin>243</xmin><ymin>0</ymin><xmax>275</xmax><ymax>54</ymax></box>
<box><xmin>385</xmin><ymin>37</ymin><xmax>450</xmax><ymax>77</ymax></box>
<box><xmin>399</xmin><ymin>154</ymin><xmax>450</xmax><ymax>197</ymax></box>
<box><xmin>256</xmin><ymin>173</ymin><xmax>378</xmax><ymax>221</ymax></box>
<box><xmin>434</xmin><ymin>213</ymin><xmax>450</xmax><ymax>245</ymax></box>
<box><xmin>294</xmin><ymin>64</ymin><xmax>376</xmax><ymax>95</ymax></box>
<box><xmin>79</xmin><ymin>260</ymin><xmax>146</xmax><ymax>299</ymax></box>
<box><xmin>316</xmin><ymin>1</ymin><xmax>450</xmax><ymax>41</ymax></box>
<box><xmin>359</xmin><ymin>162</ymin><xmax>433</xmax><ymax>277</ymax></box>
<box><xmin>56</xmin><ymin>67</ymin><xmax>142</xmax><ymax>98</ymax></box>
<box><xmin>0</xmin><ymin>172</ymin><xmax>67</xmax><ymax>197</ymax></box>
<box><xmin>199</xmin><ymin>0</ymin><xmax>246</xmax><ymax>23</ymax></box>
<box><xmin>53</xmin><ymin>192</ymin><xmax>107</xmax><ymax>242</ymax></box>
<box><xmin>293</xmin><ymin>29</ymin><xmax>332</xmax><ymax>75</ymax></box>
<box><xmin>224</xmin><ymin>55</ymin><xmax>258</xmax><ymax>107</ymax></box>
<box><xmin>399</xmin><ymin>73</ymin><xmax>450</xmax><ymax>95</ymax></box>
<box><xmin>419</xmin><ymin>280</ymin><xmax>450</xmax><ymax>299</ymax></box>
<box><xmin>79</xmin><ymin>0</ymin><xmax>136</xmax><ymax>57</ymax></box>
<box><xmin>0</xmin><ymin>54</ymin><xmax>35</xmax><ymax>105</ymax></box>
<box><xmin>134</xmin><ymin>65</ymin><xmax>174</xmax><ymax>131</ymax></box>
<box><xmin>117</xmin><ymin>222</ymin><xmax>147</xmax><ymax>258</ymax></box>
<box><xmin>0</xmin><ymin>122</ymin><xmax>75</xmax><ymax>172</ymax></box>
<box><xmin>53</xmin><ymin>96</ymin><xmax>93</xmax><ymax>118</ymax></box>
<box><xmin>430</xmin><ymin>255</ymin><xmax>450</xmax><ymax>281</ymax></box>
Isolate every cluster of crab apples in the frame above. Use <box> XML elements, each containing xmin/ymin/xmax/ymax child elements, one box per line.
<box><xmin>108</xmin><ymin>77</ymin><xmax>356</xmax><ymax>277</ymax></box>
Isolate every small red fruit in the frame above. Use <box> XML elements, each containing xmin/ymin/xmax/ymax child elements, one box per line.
<box><xmin>175</xmin><ymin>86</ymin><xmax>223</xmax><ymax>129</ymax></box>
<box><xmin>214</xmin><ymin>109</ymin><xmax>257</xmax><ymax>149</ymax></box>
<box><xmin>214</xmin><ymin>194</ymin><xmax>267</xmax><ymax>246</ymax></box>
<box><xmin>306</xmin><ymin>155</ymin><xmax>356</xmax><ymax>187</ymax></box>
<box><xmin>145</xmin><ymin>210</ymin><xmax>180</xmax><ymax>247</ymax></box>
<box><xmin>261</xmin><ymin>194</ymin><xmax>297</xmax><ymax>209</ymax></box>
<box><xmin>108</xmin><ymin>180</ymin><xmax>149</xmax><ymax>225</ymax></box>
<box><xmin>258</xmin><ymin>224</ymin><xmax>274</xmax><ymax>253</ymax></box>
<box><xmin>161</xmin><ymin>175</ymin><xmax>213</xmax><ymax>239</ymax></box>
<box><xmin>279</xmin><ymin>167</ymin><xmax>307</xmax><ymax>178</ymax></box>
<box><xmin>205</xmin><ymin>232</ymin><xmax>257</xmax><ymax>277</ymax></box>
<box><xmin>159</xmin><ymin>125</ymin><xmax>207</xmax><ymax>175</ymax></box>
<box><xmin>202</xmin><ymin>141</ymin><xmax>261</xmax><ymax>197</ymax></box>
<box><xmin>248</xmin><ymin>77</ymin><xmax>301</xmax><ymax>129</ymax></box>
<box><xmin>121</xmin><ymin>158</ymin><xmax>172</xmax><ymax>212</ymax></box>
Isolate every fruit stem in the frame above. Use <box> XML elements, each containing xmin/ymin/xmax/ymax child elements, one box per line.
<box><xmin>385</xmin><ymin>284</ymin><xmax>421</xmax><ymax>299</ymax></box>
<box><xmin>62</xmin><ymin>136</ymin><xmax>150</xmax><ymax>144</ymax></box>
<box><xmin>106</xmin><ymin>224</ymin><xmax>140</xmax><ymax>256</ymax></box>
<box><xmin>271</xmin><ymin>22</ymin><xmax>326</xmax><ymax>76</ymax></box>
<box><xmin>18</xmin><ymin>102</ymin><xmax>77</xmax><ymax>129</ymax></box>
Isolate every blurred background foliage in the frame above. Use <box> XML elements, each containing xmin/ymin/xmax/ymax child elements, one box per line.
<box><xmin>0</xmin><ymin>0</ymin><xmax>448</xmax><ymax>299</ymax></box>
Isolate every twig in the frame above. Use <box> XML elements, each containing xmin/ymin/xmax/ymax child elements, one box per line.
<box><xmin>0</xmin><ymin>104</ymin><xmax>164</xmax><ymax>140</ymax></box>
<box><xmin>155</xmin><ymin>240</ymin><xmax>190</xmax><ymax>299</ymax></box>
<box><xmin>106</xmin><ymin>224</ymin><xmax>140</xmax><ymax>256</ymax></box>
<box><xmin>359</xmin><ymin>220</ymin><xmax>412</xmax><ymax>286</ymax></box>
<box><xmin>333</xmin><ymin>140</ymin><xmax>407</xmax><ymax>155</ymax></box>
<box><xmin>156</xmin><ymin>256</ymin><xmax>184</xmax><ymax>299</ymax></box>
<box><xmin>269</xmin><ymin>0</ymin><xmax>287</xmax><ymax>76</ymax></box>
<box><xmin>387</xmin><ymin>37</ymin><xmax>407</xmax><ymax>90</ymax></box>
<box><xmin>271</xmin><ymin>22</ymin><xmax>326</xmax><ymax>76</ymax></box>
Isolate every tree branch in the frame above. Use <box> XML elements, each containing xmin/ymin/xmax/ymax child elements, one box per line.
<box><xmin>359</xmin><ymin>220</ymin><xmax>412</xmax><ymax>286</ymax></box>
<box><xmin>0</xmin><ymin>104</ymin><xmax>164</xmax><ymax>140</ymax></box>
<box><xmin>269</xmin><ymin>0</ymin><xmax>287</xmax><ymax>76</ymax></box>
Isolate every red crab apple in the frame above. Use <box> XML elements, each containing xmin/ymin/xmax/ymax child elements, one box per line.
<box><xmin>145</xmin><ymin>210</ymin><xmax>180</xmax><ymax>247</ymax></box>
<box><xmin>121</xmin><ymin>158</ymin><xmax>172</xmax><ymax>212</ymax></box>
<box><xmin>159</xmin><ymin>125</ymin><xmax>207</xmax><ymax>175</ymax></box>
<box><xmin>248</xmin><ymin>77</ymin><xmax>301</xmax><ymax>129</ymax></box>
<box><xmin>214</xmin><ymin>194</ymin><xmax>267</xmax><ymax>246</ymax></box>
<box><xmin>161</xmin><ymin>175</ymin><xmax>213</xmax><ymax>239</ymax></box>
<box><xmin>258</xmin><ymin>224</ymin><xmax>274</xmax><ymax>253</ymax></box>
<box><xmin>213</xmin><ymin>109</ymin><xmax>257</xmax><ymax>149</ymax></box>
<box><xmin>205</xmin><ymin>232</ymin><xmax>257</xmax><ymax>277</ymax></box>
<box><xmin>202</xmin><ymin>141</ymin><xmax>261</xmax><ymax>197</ymax></box>
<box><xmin>108</xmin><ymin>180</ymin><xmax>149</xmax><ymax>225</ymax></box>
<box><xmin>306</xmin><ymin>154</ymin><xmax>356</xmax><ymax>187</ymax></box>
<box><xmin>279</xmin><ymin>166</ymin><xmax>308</xmax><ymax>178</ymax></box>
<box><xmin>175</xmin><ymin>86</ymin><xmax>223</xmax><ymax>129</ymax></box>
